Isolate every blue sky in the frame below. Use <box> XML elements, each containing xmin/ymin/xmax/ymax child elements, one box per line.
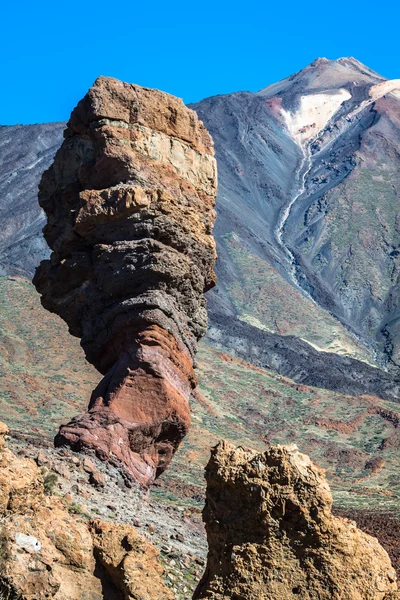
<box><xmin>2</xmin><ymin>0</ymin><xmax>399</xmax><ymax>125</ymax></box>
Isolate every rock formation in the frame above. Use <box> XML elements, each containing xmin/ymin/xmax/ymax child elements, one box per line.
<box><xmin>194</xmin><ymin>441</ymin><xmax>398</xmax><ymax>600</ymax></box>
<box><xmin>33</xmin><ymin>76</ymin><xmax>217</xmax><ymax>487</ymax></box>
<box><xmin>0</xmin><ymin>422</ymin><xmax>174</xmax><ymax>599</ymax></box>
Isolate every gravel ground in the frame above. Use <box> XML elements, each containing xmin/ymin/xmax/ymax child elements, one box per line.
<box><xmin>9</xmin><ymin>434</ymin><xmax>207</xmax><ymax>599</ymax></box>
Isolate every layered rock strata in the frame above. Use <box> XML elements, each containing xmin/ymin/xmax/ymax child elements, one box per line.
<box><xmin>194</xmin><ymin>441</ymin><xmax>398</xmax><ymax>600</ymax></box>
<box><xmin>33</xmin><ymin>76</ymin><xmax>217</xmax><ymax>487</ymax></box>
<box><xmin>0</xmin><ymin>423</ymin><xmax>174</xmax><ymax>599</ymax></box>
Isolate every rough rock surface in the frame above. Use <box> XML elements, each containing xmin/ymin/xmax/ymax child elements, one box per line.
<box><xmin>0</xmin><ymin>422</ymin><xmax>174</xmax><ymax>600</ymax></box>
<box><xmin>33</xmin><ymin>76</ymin><xmax>217</xmax><ymax>487</ymax></box>
<box><xmin>334</xmin><ymin>509</ymin><xmax>400</xmax><ymax>583</ymax></box>
<box><xmin>194</xmin><ymin>440</ymin><xmax>398</xmax><ymax>600</ymax></box>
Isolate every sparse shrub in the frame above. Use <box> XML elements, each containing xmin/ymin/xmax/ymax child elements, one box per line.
<box><xmin>68</xmin><ymin>503</ymin><xmax>83</xmax><ymax>515</ymax></box>
<box><xmin>67</xmin><ymin>504</ymin><xmax>89</xmax><ymax>518</ymax></box>
<box><xmin>43</xmin><ymin>471</ymin><xmax>58</xmax><ymax>495</ymax></box>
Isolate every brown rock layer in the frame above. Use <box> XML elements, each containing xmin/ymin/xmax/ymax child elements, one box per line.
<box><xmin>194</xmin><ymin>441</ymin><xmax>398</xmax><ymax>600</ymax></box>
<box><xmin>0</xmin><ymin>422</ymin><xmax>174</xmax><ymax>600</ymax></box>
<box><xmin>33</xmin><ymin>76</ymin><xmax>217</xmax><ymax>487</ymax></box>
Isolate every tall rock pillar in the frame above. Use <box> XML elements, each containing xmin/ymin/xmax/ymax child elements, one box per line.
<box><xmin>34</xmin><ymin>77</ymin><xmax>217</xmax><ymax>487</ymax></box>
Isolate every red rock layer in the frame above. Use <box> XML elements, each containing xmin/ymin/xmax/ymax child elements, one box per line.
<box><xmin>34</xmin><ymin>77</ymin><xmax>217</xmax><ymax>487</ymax></box>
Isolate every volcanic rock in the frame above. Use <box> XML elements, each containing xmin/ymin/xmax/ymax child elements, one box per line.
<box><xmin>34</xmin><ymin>76</ymin><xmax>217</xmax><ymax>487</ymax></box>
<box><xmin>0</xmin><ymin>421</ymin><xmax>174</xmax><ymax>600</ymax></box>
<box><xmin>194</xmin><ymin>440</ymin><xmax>398</xmax><ymax>599</ymax></box>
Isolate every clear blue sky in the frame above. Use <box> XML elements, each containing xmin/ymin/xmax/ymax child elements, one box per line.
<box><xmin>2</xmin><ymin>0</ymin><xmax>399</xmax><ymax>125</ymax></box>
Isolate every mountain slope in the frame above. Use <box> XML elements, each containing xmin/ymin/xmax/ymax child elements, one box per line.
<box><xmin>0</xmin><ymin>123</ymin><xmax>64</xmax><ymax>276</ymax></box>
<box><xmin>286</xmin><ymin>91</ymin><xmax>400</xmax><ymax>367</ymax></box>
<box><xmin>192</xmin><ymin>57</ymin><xmax>400</xmax><ymax>368</ymax></box>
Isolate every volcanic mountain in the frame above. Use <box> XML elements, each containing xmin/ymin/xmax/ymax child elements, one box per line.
<box><xmin>192</xmin><ymin>57</ymin><xmax>400</xmax><ymax>371</ymax></box>
<box><xmin>0</xmin><ymin>122</ymin><xmax>65</xmax><ymax>276</ymax></box>
<box><xmin>1</xmin><ymin>58</ymin><xmax>400</xmax><ymax>398</ymax></box>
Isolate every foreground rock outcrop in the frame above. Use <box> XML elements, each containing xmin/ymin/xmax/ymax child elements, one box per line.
<box><xmin>34</xmin><ymin>76</ymin><xmax>217</xmax><ymax>487</ymax></box>
<box><xmin>0</xmin><ymin>422</ymin><xmax>174</xmax><ymax>600</ymax></box>
<box><xmin>194</xmin><ymin>441</ymin><xmax>398</xmax><ymax>600</ymax></box>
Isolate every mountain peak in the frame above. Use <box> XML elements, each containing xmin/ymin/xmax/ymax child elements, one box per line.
<box><xmin>258</xmin><ymin>57</ymin><xmax>385</xmax><ymax>98</ymax></box>
<box><xmin>309</xmin><ymin>57</ymin><xmax>330</xmax><ymax>66</ymax></box>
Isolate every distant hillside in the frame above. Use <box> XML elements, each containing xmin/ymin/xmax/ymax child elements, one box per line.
<box><xmin>0</xmin><ymin>123</ymin><xmax>64</xmax><ymax>276</ymax></box>
<box><xmin>0</xmin><ymin>276</ymin><xmax>399</xmax><ymax>512</ymax></box>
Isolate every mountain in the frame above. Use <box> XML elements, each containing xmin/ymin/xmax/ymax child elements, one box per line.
<box><xmin>1</xmin><ymin>58</ymin><xmax>400</xmax><ymax>399</ymax></box>
<box><xmin>192</xmin><ymin>57</ymin><xmax>400</xmax><ymax>369</ymax></box>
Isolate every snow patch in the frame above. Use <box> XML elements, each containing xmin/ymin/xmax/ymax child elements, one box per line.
<box><xmin>369</xmin><ymin>79</ymin><xmax>400</xmax><ymax>101</ymax></box>
<box><xmin>280</xmin><ymin>89</ymin><xmax>352</xmax><ymax>147</ymax></box>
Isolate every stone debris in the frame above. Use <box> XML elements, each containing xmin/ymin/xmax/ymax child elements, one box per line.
<box><xmin>0</xmin><ymin>422</ymin><xmax>174</xmax><ymax>599</ymax></box>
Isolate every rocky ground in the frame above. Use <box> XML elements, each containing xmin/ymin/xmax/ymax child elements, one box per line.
<box><xmin>7</xmin><ymin>433</ymin><xmax>207</xmax><ymax>599</ymax></box>
<box><xmin>3</xmin><ymin>425</ymin><xmax>399</xmax><ymax>600</ymax></box>
<box><xmin>6</xmin><ymin>431</ymin><xmax>400</xmax><ymax>599</ymax></box>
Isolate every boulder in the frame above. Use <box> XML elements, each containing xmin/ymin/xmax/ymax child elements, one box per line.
<box><xmin>194</xmin><ymin>441</ymin><xmax>398</xmax><ymax>600</ymax></box>
<box><xmin>91</xmin><ymin>520</ymin><xmax>174</xmax><ymax>599</ymax></box>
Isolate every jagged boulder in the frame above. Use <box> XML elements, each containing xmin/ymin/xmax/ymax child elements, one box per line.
<box><xmin>194</xmin><ymin>441</ymin><xmax>398</xmax><ymax>600</ymax></box>
<box><xmin>33</xmin><ymin>76</ymin><xmax>217</xmax><ymax>487</ymax></box>
<box><xmin>0</xmin><ymin>422</ymin><xmax>174</xmax><ymax>600</ymax></box>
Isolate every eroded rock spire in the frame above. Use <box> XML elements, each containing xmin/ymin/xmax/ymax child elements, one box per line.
<box><xmin>34</xmin><ymin>77</ymin><xmax>217</xmax><ymax>487</ymax></box>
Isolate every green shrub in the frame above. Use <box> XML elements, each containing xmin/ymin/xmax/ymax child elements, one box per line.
<box><xmin>43</xmin><ymin>471</ymin><xmax>58</xmax><ymax>495</ymax></box>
